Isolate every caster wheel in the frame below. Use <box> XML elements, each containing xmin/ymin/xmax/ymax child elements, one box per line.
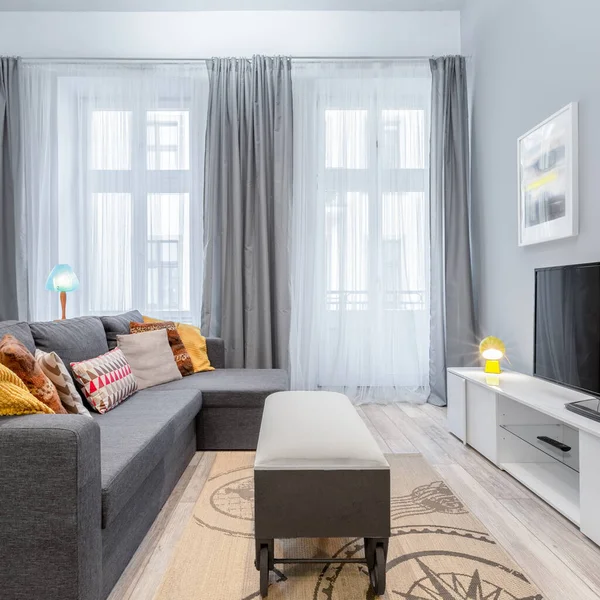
<box><xmin>369</xmin><ymin>544</ymin><xmax>386</xmax><ymax>596</ymax></box>
<box><xmin>259</xmin><ymin>546</ymin><xmax>270</xmax><ymax>598</ymax></box>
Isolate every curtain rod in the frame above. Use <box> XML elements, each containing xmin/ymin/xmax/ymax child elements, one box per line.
<box><xmin>21</xmin><ymin>55</ymin><xmax>441</xmax><ymax>64</ymax></box>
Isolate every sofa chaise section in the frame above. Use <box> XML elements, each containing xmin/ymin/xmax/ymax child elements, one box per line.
<box><xmin>153</xmin><ymin>367</ymin><xmax>289</xmax><ymax>450</ymax></box>
<box><xmin>93</xmin><ymin>388</ymin><xmax>202</xmax><ymax>529</ymax></box>
<box><xmin>97</xmin><ymin>389</ymin><xmax>202</xmax><ymax>596</ymax></box>
<box><xmin>153</xmin><ymin>336</ymin><xmax>288</xmax><ymax>449</ymax></box>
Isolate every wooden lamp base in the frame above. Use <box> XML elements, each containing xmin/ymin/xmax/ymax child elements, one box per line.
<box><xmin>60</xmin><ymin>291</ymin><xmax>67</xmax><ymax>320</ymax></box>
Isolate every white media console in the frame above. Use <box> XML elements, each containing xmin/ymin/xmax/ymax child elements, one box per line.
<box><xmin>447</xmin><ymin>368</ymin><xmax>600</xmax><ymax>546</ymax></box>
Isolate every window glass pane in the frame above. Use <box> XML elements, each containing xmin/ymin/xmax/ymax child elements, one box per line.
<box><xmin>147</xmin><ymin>193</ymin><xmax>190</xmax><ymax>311</ymax></box>
<box><xmin>382</xmin><ymin>192</ymin><xmax>427</xmax><ymax>311</ymax></box>
<box><xmin>159</xmin><ymin>125</ymin><xmax>178</xmax><ymax>145</ymax></box>
<box><xmin>381</xmin><ymin>109</ymin><xmax>425</xmax><ymax>169</ymax></box>
<box><xmin>326</xmin><ymin>192</ymin><xmax>369</xmax><ymax>310</ymax></box>
<box><xmin>89</xmin><ymin>193</ymin><xmax>132</xmax><ymax>311</ymax></box>
<box><xmin>147</xmin><ymin>110</ymin><xmax>190</xmax><ymax>170</ymax></box>
<box><xmin>325</xmin><ymin>109</ymin><xmax>368</xmax><ymax>169</ymax></box>
<box><xmin>91</xmin><ymin>111</ymin><xmax>132</xmax><ymax>170</ymax></box>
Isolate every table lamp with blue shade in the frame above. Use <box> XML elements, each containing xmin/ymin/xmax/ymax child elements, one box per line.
<box><xmin>45</xmin><ymin>264</ymin><xmax>79</xmax><ymax>320</ymax></box>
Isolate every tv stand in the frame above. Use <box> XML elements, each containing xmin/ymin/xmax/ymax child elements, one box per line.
<box><xmin>447</xmin><ymin>368</ymin><xmax>600</xmax><ymax>546</ymax></box>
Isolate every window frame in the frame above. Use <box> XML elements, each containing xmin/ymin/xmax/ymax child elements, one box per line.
<box><xmin>319</xmin><ymin>77</ymin><xmax>431</xmax><ymax>313</ymax></box>
<box><xmin>83</xmin><ymin>91</ymin><xmax>203</xmax><ymax>323</ymax></box>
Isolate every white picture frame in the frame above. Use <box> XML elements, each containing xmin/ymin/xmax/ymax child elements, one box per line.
<box><xmin>517</xmin><ymin>102</ymin><xmax>579</xmax><ymax>246</ymax></box>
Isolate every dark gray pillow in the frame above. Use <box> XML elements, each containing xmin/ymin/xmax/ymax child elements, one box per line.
<box><xmin>29</xmin><ymin>316</ymin><xmax>109</xmax><ymax>368</ymax></box>
<box><xmin>0</xmin><ymin>321</ymin><xmax>36</xmax><ymax>355</ymax></box>
<box><xmin>100</xmin><ymin>310</ymin><xmax>144</xmax><ymax>350</ymax></box>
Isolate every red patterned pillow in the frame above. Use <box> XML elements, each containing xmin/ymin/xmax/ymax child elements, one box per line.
<box><xmin>70</xmin><ymin>348</ymin><xmax>138</xmax><ymax>414</ymax></box>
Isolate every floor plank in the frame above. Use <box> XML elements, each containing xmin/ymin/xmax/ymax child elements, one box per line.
<box><xmin>501</xmin><ymin>497</ymin><xmax>600</xmax><ymax>593</ymax></box>
<box><xmin>360</xmin><ymin>404</ymin><xmax>418</xmax><ymax>454</ymax></box>
<box><xmin>437</xmin><ymin>463</ymin><xmax>600</xmax><ymax>600</ymax></box>
<box><xmin>379</xmin><ymin>403</ymin><xmax>454</xmax><ymax>465</ymax></box>
<box><xmin>418</xmin><ymin>401</ymin><xmax>448</xmax><ymax>425</ymax></box>
<box><xmin>356</xmin><ymin>406</ymin><xmax>393</xmax><ymax>454</ymax></box>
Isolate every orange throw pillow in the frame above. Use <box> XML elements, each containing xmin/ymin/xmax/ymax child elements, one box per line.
<box><xmin>0</xmin><ymin>334</ymin><xmax>67</xmax><ymax>414</ymax></box>
<box><xmin>129</xmin><ymin>321</ymin><xmax>194</xmax><ymax>377</ymax></box>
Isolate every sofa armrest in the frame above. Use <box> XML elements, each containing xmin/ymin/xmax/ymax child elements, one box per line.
<box><xmin>206</xmin><ymin>337</ymin><xmax>225</xmax><ymax>369</ymax></box>
<box><xmin>0</xmin><ymin>416</ymin><xmax>102</xmax><ymax>600</ymax></box>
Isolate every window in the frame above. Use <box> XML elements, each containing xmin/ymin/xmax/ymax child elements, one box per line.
<box><xmin>86</xmin><ymin>100</ymin><xmax>201</xmax><ymax>321</ymax></box>
<box><xmin>323</xmin><ymin>93</ymin><xmax>429</xmax><ymax>313</ymax></box>
<box><xmin>147</xmin><ymin>110</ymin><xmax>190</xmax><ymax>171</ymax></box>
<box><xmin>146</xmin><ymin>193</ymin><xmax>190</xmax><ymax>312</ymax></box>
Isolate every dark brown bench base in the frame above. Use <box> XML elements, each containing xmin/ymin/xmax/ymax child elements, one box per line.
<box><xmin>254</xmin><ymin>468</ymin><xmax>390</xmax><ymax>597</ymax></box>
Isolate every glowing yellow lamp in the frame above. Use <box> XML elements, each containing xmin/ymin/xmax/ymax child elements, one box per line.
<box><xmin>479</xmin><ymin>336</ymin><xmax>506</xmax><ymax>374</ymax></box>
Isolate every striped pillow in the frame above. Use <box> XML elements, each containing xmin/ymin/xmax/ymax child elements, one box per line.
<box><xmin>35</xmin><ymin>349</ymin><xmax>92</xmax><ymax>418</ymax></box>
<box><xmin>71</xmin><ymin>348</ymin><xmax>138</xmax><ymax>414</ymax></box>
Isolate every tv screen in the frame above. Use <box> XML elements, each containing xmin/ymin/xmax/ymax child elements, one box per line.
<box><xmin>535</xmin><ymin>263</ymin><xmax>600</xmax><ymax>396</ymax></box>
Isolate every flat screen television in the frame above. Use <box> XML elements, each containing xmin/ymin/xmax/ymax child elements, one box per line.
<box><xmin>535</xmin><ymin>262</ymin><xmax>600</xmax><ymax>396</ymax></box>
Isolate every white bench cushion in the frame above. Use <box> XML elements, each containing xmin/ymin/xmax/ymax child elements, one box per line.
<box><xmin>254</xmin><ymin>391</ymin><xmax>390</xmax><ymax>471</ymax></box>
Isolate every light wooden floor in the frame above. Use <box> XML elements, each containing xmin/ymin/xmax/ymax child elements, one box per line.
<box><xmin>108</xmin><ymin>403</ymin><xmax>600</xmax><ymax>600</ymax></box>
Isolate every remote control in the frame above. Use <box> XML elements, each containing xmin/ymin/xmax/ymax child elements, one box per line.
<box><xmin>537</xmin><ymin>436</ymin><xmax>571</xmax><ymax>453</ymax></box>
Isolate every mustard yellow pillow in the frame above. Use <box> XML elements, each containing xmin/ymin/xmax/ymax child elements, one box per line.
<box><xmin>0</xmin><ymin>363</ymin><xmax>55</xmax><ymax>416</ymax></box>
<box><xmin>143</xmin><ymin>317</ymin><xmax>214</xmax><ymax>373</ymax></box>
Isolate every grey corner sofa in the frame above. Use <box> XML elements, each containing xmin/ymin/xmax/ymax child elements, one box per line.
<box><xmin>0</xmin><ymin>312</ymin><xmax>288</xmax><ymax>600</ymax></box>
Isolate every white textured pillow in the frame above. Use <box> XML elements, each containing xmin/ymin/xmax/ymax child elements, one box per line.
<box><xmin>117</xmin><ymin>329</ymin><xmax>182</xmax><ymax>390</ymax></box>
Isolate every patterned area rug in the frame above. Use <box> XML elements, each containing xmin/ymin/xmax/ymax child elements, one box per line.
<box><xmin>156</xmin><ymin>453</ymin><xmax>543</xmax><ymax>599</ymax></box>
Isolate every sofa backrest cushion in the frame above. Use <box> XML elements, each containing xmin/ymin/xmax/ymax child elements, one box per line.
<box><xmin>30</xmin><ymin>316</ymin><xmax>109</xmax><ymax>370</ymax></box>
<box><xmin>100</xmin><ymin>310</ymin><xmax>144</xmax><ymax>350</ymax></box>
<box><xmin>0</xmin><ymin>321</ymin><xmax>36</xmax><ymax>355</ymax></box>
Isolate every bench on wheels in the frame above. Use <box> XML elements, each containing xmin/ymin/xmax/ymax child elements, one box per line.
<box><xmin>253</xmin><ymin>391</ymin><xmax>391</xmax><ymax>597</ymax></box>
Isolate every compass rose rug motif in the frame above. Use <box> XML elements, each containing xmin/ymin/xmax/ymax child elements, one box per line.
<box><xmin>156</xmin><ymin>453</ymin><xmax>543</xmax><ymax>599</ymax></box>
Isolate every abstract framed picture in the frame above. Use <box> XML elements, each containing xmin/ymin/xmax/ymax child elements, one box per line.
<box><xmin>517</xmin><ymin>102</ymin><xmax>579</xmax><ymax>246</ymax></box>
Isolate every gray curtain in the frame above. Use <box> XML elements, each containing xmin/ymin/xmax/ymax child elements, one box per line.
<box><xmin>429</xmin><ymin>56</ymin><xmax>477</xmax><ymax>405</ymax></box>
<box><xmin>0</xmin><ymin>57</ymin><xmax>26</xmax><ymax>321</ymax></box>
<box><xmin>202</xmin><ymin>56</ymin><xmax>293</xmax><ymax>369</ymax></box>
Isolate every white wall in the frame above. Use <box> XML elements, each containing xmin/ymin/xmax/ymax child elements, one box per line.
<box><xmin>0</xmin><ymin>11</ymin><xmax>460</xmax><ymax>58</ymax></box>
<box><xmin>462</xmin><ymin>0</ymin><xmax>600</xmax><ymax>373</ymax></box>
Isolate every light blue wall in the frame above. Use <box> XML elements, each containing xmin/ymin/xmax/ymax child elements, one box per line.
<box><xmin>462</xmin><ymin>0</ymin><xmax>600</xmax><ymax>373</ymax></box>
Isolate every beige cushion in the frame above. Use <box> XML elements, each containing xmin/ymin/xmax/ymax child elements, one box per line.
<box><xmin>117</xmin><ymin>329</ymin><xmax>182</xmax><ymax>390</ymax></box>
<box><xmin>35</xmin><ymin>349</ymin><xmax>92</xmax><ymax>418</ymax></box>
<box><xmin>255</xmin><ymin>391</ymin><xmax>390</xmax><ymax>471</ymax></box>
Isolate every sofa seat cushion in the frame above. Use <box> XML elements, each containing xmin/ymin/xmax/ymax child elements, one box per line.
<box><xmin>93</xmin><ymin>388</ymin><xmax>202</xmax><ymax>528</ymax></box>
<box><xmin>152</xmin><ymin>369</ymin><xmax>288</xmax><ymax>408</ymax></box>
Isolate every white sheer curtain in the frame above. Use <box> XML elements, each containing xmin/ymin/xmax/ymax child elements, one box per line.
<box><xmin>290</xmin><ymin>60</ymin><xmax>432</xmax><ymax>404</ymax></box>
<box><xmin>21</xmin><ymin>62</ymin><xmax>208</xmax><ymax>324</ymax></box>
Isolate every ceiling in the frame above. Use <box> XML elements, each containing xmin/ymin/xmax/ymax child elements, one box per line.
<box><xmin>0</xmin><ymin>0</ymin><xmax>465</xmax><ymax>11</ymax></box>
